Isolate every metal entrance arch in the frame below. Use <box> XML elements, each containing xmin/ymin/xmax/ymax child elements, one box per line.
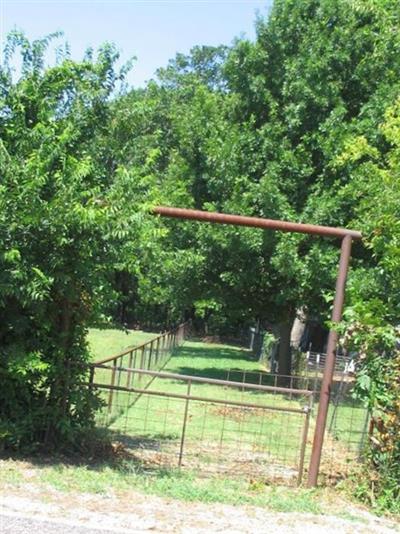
<box><xmin>153</xmin><ymin>205</ymin><xmax>362</xmax><ymax>487</ymax></box>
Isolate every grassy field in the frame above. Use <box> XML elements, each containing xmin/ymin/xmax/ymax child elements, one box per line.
<box><xmin>87</xmin><ymin>327</ymin><xmax>158</xmax><ymax>361</ymax></box>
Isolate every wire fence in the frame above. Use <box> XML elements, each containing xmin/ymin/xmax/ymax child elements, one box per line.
<box><xmin>321</xmin><ymin>379</ymin><xmax>370</xmax><ymax>483</ymax></box>
<box><xmin>90</xmin><ymin>322</ymin><xmax>190</xmax><ymax>413</ymax></box>
<box><xmin>90</xmin><ymin>365</ymin><xmax>313</xmax><ymax>486</ymax></box>
<box><xmin>303</xmin><ymin>350</ymin><xmax>355</xmax><ymax>375</ymax></box>
<box><xmin>86</xmin><ymin>335</ymin><xmax>369</xmax><ymax>487</ymax></box>
<box><xmin>220</xmin><ymin>367</ymin><xmax>370</xmax><ymax>484</ymax></box>
<box><xmin>225</xmin><ymin>368</ymin><xmax>320</xmax><ymax>392</ymax></box>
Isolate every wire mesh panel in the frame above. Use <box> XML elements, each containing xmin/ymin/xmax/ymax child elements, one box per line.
<box><xmin>226</xmin><ymin>368</ymin><xmax>320</xmax><ymax>393</ymax></box>
<box><xmin>206</xmin><ymin>367</ymin><xmax>370</xmax><ymax>485</ymax></box>
<box><xmin>303</xmin><ymin>351</ymin><xmax>356</xmax><ymax>380</ymax></box>
<box><xmin>92</xmin><ymin>366</ymin><xmax>312</xmax><ymax>486</ymax></box>
<box><xmin>90</xmin><ymin>322</ymin><xmax>190</xmax><ymax>416</ymax></box>
<box><xmin>320</xmin><ymin>382</ymin><xmax>370</xmax><ymax>483</ymax></box>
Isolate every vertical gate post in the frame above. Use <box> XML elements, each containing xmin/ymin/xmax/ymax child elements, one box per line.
<box><xmin>307</xmin><ymin>235</ymin><xmax>353</xmax><ymax>486</ymax></box>
<box><xmin>298</xmin><ymin>402</ymin><xmax>312</xmax><ymax>486</ymax></box>
<box><xmin>155</xmin><ymin>337</ymin><xmax>160</xmax><ymax>366</ymax></box>
<box><xmin>178</xmin><ymin>380</ymin><xmax>192</xmax><ymax>467</ymax></box>
<box><xmin>108</xmin><ymin>357</ymin><xmax>117</xmax><ymax>413</ymax></box>
<box><xmin>126</xmin><ymin>350</ymin><xmax>133</xmax><ymax>388</ymax></box>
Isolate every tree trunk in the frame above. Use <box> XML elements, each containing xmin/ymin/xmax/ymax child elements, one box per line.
<box><xmin>277</xmin><ymin>321</ymin><xmax>292</xmax><ymax>378</ymax></box>
<box><xmin>44</xmin><ymin>299</ymin><xmax>73</xmax><ymax>447</ymax></box>
<box><xmin>290</xmin><ymin>308</ymin><xmax>307</xmax><ymax>350</ymax></box>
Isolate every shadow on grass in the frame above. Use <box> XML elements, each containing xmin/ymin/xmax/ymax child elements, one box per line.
<box><xmin>0</xmin><ymin>429</ymin><xmax>180</xmax><ymax>477</ymax></box>
<box><xmin>174</xmin><ymin>344</ymin><xmax>254</xmax><ymax>362</ymax></box>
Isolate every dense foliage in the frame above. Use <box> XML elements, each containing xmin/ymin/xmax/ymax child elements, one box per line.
<box><xmin>0</xmin><ymin>32</ymin><xmax>144</xmax><ymax>449</ymax></box>
<box><xmin>339</xmin><ymin>99</ymin><xmax>400</xmax><ymax>513</ymax></box>
<box><xmin>1</xmin><ymin>0</ymin><xmax>399</xmax><ymax>509</ymax></box>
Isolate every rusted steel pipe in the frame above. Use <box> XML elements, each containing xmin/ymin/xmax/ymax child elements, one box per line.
<box><xmin>179</xmin><ymin>379</ymin><xmax>192</xmax><ymax>466</ymax></box>
<box><xmin>307</xmin><ymin>234</ymin><xmax>353</xmax><ymax>486</ymax></box>
<box><xmin>153</xmin><ymin>206</ymin><xmax>362</xmax><ymax>240</ymax></box>
<box><xmin>298</xmin><ymin>406</ymin><xmax>312</xmax><ymax>486</ymax></box>
<box><xmin>94</xmin><ymin>364</ymin><xmax>313</xmax><ymax>396</ymax></box>
<box><xmin>88</xmin><ymin>381</ymin><xmax>310</xmax><ymax>414</ymax></box>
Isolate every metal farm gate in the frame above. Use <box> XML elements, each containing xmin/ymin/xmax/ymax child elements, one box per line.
<box><xmin>90</xmin><ymin>364</ymin><xmax>313</xmax><ymax>486</ymax></box>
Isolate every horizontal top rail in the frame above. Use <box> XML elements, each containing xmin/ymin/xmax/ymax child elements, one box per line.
<box><xmin>89</xmin><ymin>381</ymin><xmax>310</xmax><ymax>415</ymax></box>
<box><xmin>153</xmin><ymin>206</ymin><xmax>362</xmax><ymax>240</ymax></box>
<box><xmin>93</xmin><ymin>322</ymin><xmax>187</xmax><ymax>366</ymax></box>
<box><xmin>93</xmin><ymin>364</ymin><xmax>314</xmax><ymax>397</ymax></box>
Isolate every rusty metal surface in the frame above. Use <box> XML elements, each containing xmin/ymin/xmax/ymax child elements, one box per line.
<box><xmin>94</xmin><ymin>364</ymin><xmax>313</xmax><ymax>397</ymax></box>
<box><xmin>153</xmin><ymin>206</ymin><xmax>362</xmax><ymax>240</ymax></box>
<box><xmin>307</xmin><ymin>234</ymin><xmax>353</xmax><ymax>486</ymax></box>
<box><xmin>179</xmin><ymin>380</ymin><xmax>192</xmax><ymax>466</ymax></box>
<box><xmin>298</xmin><ymin>406</ymin><xmax>312</xmax><ymax>486</ymax></box>
<box><xmin>89</xmin><ymin>362</ymin><xmax>368</xmax><ymax>486</ymax></box>
<box><xmin>89</xmin><ymin>380</ymin><xmax>310</xmax><ymax>414</ymax></box>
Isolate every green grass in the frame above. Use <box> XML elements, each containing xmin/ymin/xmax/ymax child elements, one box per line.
<box><xmin>326</xmin><ymin>401</ymin><xmax>369</xmax><ymax>454</ymax></box>
<box><xmin>42</xmin><ymin>464</ymin><xmax>321</xmax><ymax>511</ymax></box>
<box><xmin>164</xmin><ymin>340</ymin><xmax>261</xmax><ymax>379</ymax></box>
<box><xmin>4</xmin><ymin>457</ymin><xmax>396</xmax><ymax>524</ymax></box>
<box><xmin>88</xmin><ymin>327</ymin><xmax>158</xmax><ymax>362</ymax></box>
<box><xmin>94</xmin><ymin>338</ymin><xmax>368</xmax><ymax>485</ymax></box>
<box><xmin>0</xmin><ymin>457</ymin><xmax>325</xmax><ymax>513</ymax></box>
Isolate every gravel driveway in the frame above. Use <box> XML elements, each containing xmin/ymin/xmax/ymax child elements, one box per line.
<box><xmin>1</xmin><ymin>489</ymin><xmax>399</xmax><ymax>534</ymax></box>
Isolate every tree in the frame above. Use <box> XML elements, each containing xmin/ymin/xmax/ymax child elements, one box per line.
<box><xmin>333</xmin><ymin>99</ymin><xmax>400</xmax><ymax>512</ymax></box>
<box><xmin>217</xmin><ymin>0</ymin><xmax>400</xmax><ymax>372</ymax></box>
<box><xmin>0</xmin><ymin>32</ymin><xmax>142</xmax><ymax>449</ymax></box>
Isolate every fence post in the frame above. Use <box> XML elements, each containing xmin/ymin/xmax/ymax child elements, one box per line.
<box><xmin>108</xmin><ymin>358</ymin><xmax>117</xmax><ymax>413</ymax></box>
<box><xmin>148</xmin><ymin>340</ymin><xmax>153</xmax><ymax>370</ymax></box>
<box><xmin>161</xmin><ymin>334</ymin><xmax>165</xmax><ymax>363</ymax></box>
<box><xmin>308</xmin><ymin>234</ymin><xmax>353</xmax><ymax>487</ymax></box>
<box><xmin>133</xmin><ymin>350</ymin><xmax>139</xmax><ymax>395</ymax></box>
<box><xmin>155</xmin><ymin>337</ymin><xmax>160</xmax><ymax>367</ymax></box>
<box><xmin>297</xmin><ymin>403</ymin><xmax>312</xmax><ymax>486</ymax></box>
<box><xmin>138</xmin><ymin>346</ymin><xmax>145</xmax><ymax>384</ymax></box>
<box><xmin>127</xmin><ymin>350</ymin><xmax>133</xmax><ymax>388</ymax></box>
<box><xmin>178</xmin><ymin>379</ymin><xmax>192</xmax><ymax>467</ymax></box>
